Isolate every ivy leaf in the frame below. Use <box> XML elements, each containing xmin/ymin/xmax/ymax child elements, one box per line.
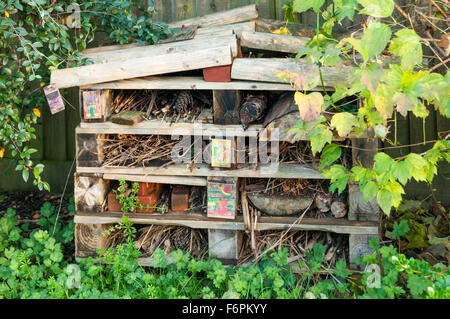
<box><xmin>319</xmin><ymin>143</ymin><xmax>342</xmax><ymax>170</ymax></box>
<box><xmin>362</xmin><ymin>180</ymin><xmax>378</xmax><ymax>202</ymax></box>
<box><xmin>295</xmin><ymin>92</ymin><xmax>324</xmax><ymax>122</ymax></box>
<box><xmin>358</xmin><ymin>0</ymin><xmax>394</xmax><ymax>18</ymax></box>
<box><xmin>377</xmin><ymin>188</ymin><xmax>393</xmax><ymax>215</ymax></box>
<box><xmin>323</xmin><ymin>165</ymin><xmax>349</xmax><ymax>194</ymax></box>
<box><xmin>393</xmin><ymin>160</ymin><xmax>412</xmax><ymax>185</ymax></box>
<box><xmin>330</xmin><ymin>112</ymin><xmax>357</xmax><ymax>137</ymax></box>
<box><xmin>293</xmin><ymin>0</ymin><xmax>325</xmax><ymax>13</ymax></box>
<box><xmin>389</xmin><ymin>29</ymin><xmax>422</xmax><ymax>70</ymax></box>
<box><xmin>361</xmin><ymin>22</ymin><xmax>391</xmax><ymax>62</ymax></box>
<box><xmin>309</xmin><ymin>124</ymin><xmax>333</xmax><ymax>155</ymax></box>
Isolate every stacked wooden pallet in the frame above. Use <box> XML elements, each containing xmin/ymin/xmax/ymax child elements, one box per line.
<box><xmin>50</xmin><ymin>4</ymin><xmax>379</xmax><ymax>268</ymax></box>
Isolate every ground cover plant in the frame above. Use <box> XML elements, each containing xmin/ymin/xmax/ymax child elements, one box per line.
<box><xmin>0</xmin><ymin>199</ymin><xmax>448</xmax><ymax>299</ymax></box>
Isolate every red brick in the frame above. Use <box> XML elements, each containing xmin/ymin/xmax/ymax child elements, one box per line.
<box><xmin>171</xmin><ymin>186</ymin><xmax>190</xmax><ymax>212</ymax></box>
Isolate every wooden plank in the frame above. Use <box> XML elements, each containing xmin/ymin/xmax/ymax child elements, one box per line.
<box><xmin>75</xmin><ymin>211</ymin><xmax>246</xmax><ymax>230</ymax></box>
<box><xmin>42</xmin><ymin>96</ymin><xmax>67</xmax><ymax>161</ymax></box>
<box><xmin>73</xmin><ymin>211</ymin><xmax>378</xmax><ymax>234</ymax></box>
<box><xmin>77</xmin><ymin>121</ymin><xmax>263</xmax><ymax>137</ymax></box>
<box><xmin>240</xmin><ymin>31</ymin><xmax>309</xmax><ymax>53</ymax></box>
<box><xmin>80</xmin><ymin>89</ymin><xmax>112</xmax><ymax>123</ymax></box>
<box><xmin>75</xmin><ymin>133</ymin><xmax>104</xmax><ymax>167</ymax></box>
<box><xmin>231</xmin><ymin>58</ymin><xmax>352</xmax><ymax>89</ymax></box>
<box><xmin>196</xmin><ymin>21</ymin><xmax>255</xmax><ymax>38</ymax></box>
<box><xmin>76</xmin><ymin>163</ymin><xmax>325</xmax><ymax>179</ymax></box>
<box><xmin>74</xmin><ymin>173</ymin><xmax>109</xmax><ymax>213</ymax></box>
<box><xmin>255</xmin><ymin>18</ymin><xmax>316</xmax><ymax>38</ymax></box>
<box><xmin>65</xmin><ymin>87</ymin><xmax>81</xmax><ymax>160</ymax></box>
<box><xmin>51</xmin><ymin>45</ymin><xmax>233</xmax><ymax>89</ymax></box>
<box><xmin>102</xmin><ymin>173</ymin><xmax>207</xmax><ymax>186</ymax></box>
<box><xmin>168</xmin><ymin>4</ymin><xmax>258</xmax><ymax>28</ymax></box>
<box><xmin>79</xmin><ymin>76</ymin><xmax>300</xmax><ymax>91</ymax></box>
<box><xmin>83</xmin><ymin>35</ymin><xmax>239</xmax><ymax>64</ymax></box>
<box><xmin>208</xmin><ymin>229</ymin><xmax>242</xmax><ymax>261</ymax></box>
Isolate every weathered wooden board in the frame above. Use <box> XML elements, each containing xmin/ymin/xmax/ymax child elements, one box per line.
<box><xmin>111</xmin><ymin>111</ymin><xmax>145</xmax><ymax>126</ymax></box>
<box><xmin>83</xmin><ymin>35</ymin><xmax>239</xmax><ymax>64</ymax></box>
<box><xmin>51</xmin><ymin>45</ymin><xmax>233</xmax><ymax>88</ymax></box>
<box><xmin>74</xmin><ymin>212</ymin><xmax>379</xmax><ymax>235</ymax></box>
<box><xmin>208</xmin><ymin>229</ymin><xmax>242</xmax><ymax>262</ymax></box>
<box><xmin>231</xmin><ymin>58</ymin><xmax>352</xmax><ymax>89</ymax></box>
<box><xmin>196</xmin><ymin>21</ymin><xmax>255</xmax><ymax>38</ymax></box>
<box><xmin>79</xmin><ymin>76</ymin><xmax>300</xmax><ymax>91</ymax></box>
<box><xmin>102</xmin><ymin>174</ymin><xmax>207</xmax><ymax>186</ymax></box>
<box><xmin>76</xmin><ymin>163</ymin><xmax>324</xmax><ymax>179</ymax></box>
<box><xmin>240</xmin><ymin>31</ymin><xmax>309</xmax><ymax>53</ymax></box>
<box><xmin>80</xmin><ymin>89</ymin><xmax>112</xmax><ymax>122</ymax></box>
<box><xmin>255</xmin><ymin>18</ymin><xmax>316</xmax><ymax>38</ymax></box>
<box><xmin>168</xmin><ymin>4</ymin><xmax>258</xmax><ymax>28</ymax></box>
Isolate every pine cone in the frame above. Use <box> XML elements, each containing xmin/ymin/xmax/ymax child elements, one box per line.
<box><xmin>174</xmin><ymin>91</ymin><xmax>193</xmax><ymax>114</ymax></box>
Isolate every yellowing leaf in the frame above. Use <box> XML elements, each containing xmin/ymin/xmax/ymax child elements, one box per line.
<box><xmin>271</xmin><ymin>27</ymin><xmax>291</xmax><ymax>36</ymax></box>
<box><xmin>4</xmin><ymin>10</ymin><xmax>9</xmax><ymax>18</ymax></box>
<box><xmin>295</xmin><ymin>92</ymin><xmax>324</xmax><ymax>122</ymax></box>
<box><xmin>330</xmin><ymin>112</ymin><xmax>357</xmax><ymax>137</ymax></box>
<box><xmin>0</xmin><ymin>148</ymin><xmax>4</xmax><ymax>158</ymax></box>
<box><xmin>40</xmin><ymin>82</ymin><xmax>46</xmax><ymax>87</ymax></box>
<box><xmin>33</xmin><ymin>108</ymin><xmax>41</xmax><ymax>118</ymax></box>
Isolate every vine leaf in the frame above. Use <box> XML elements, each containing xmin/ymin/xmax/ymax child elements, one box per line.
<box><xmin>358</xmin><ymin>0</ymin><xmax>394</xmax><ymax>18</ymax></box>
<box><xmin>377</xmin><ymin>188</ymin><xmax>393</xmax><ymax>215</ymax></box>
<box><xmin>319</xmin><ymin>143</ymin><xmax>342</xmax><ymax>170</ymax></box>
<box><xmin>393</xmin><ymin>160</ymin><xmax>413</xmax><ymax>185</ymax></box>
<box><xmin>295</xmin><ymin>91</ymin><xmax>324</xmax><ymax>122</ymax></box>
<box><xmin>293</xmin><ymin>0</ymin><xmax>325</xmax><ymax>13</ymax></box>
<box><xmin>330</xmin><ymin>112</ymin><xmax>357</xmax><ymax>137</ymax></box>
<box><xmin>362</xmin><ymin>180</ymin><xmax>378</xmax><ymax>203</ymax></box>
<box><xmin>309</xmin><ymin>124</ymin><xmax>333</xmax><ymax>155</ymax></box>
<box><xmin>336</xmin><ymin>0</ymin><xmax>359</xmax><ymax>22</ymax></box>
<box><xmin>389</xmin><ymin>29</ymin><xmax>423</xmax><ymax>70</ymax></box>
<box><xmin>322</xmin><ymin>165</ymin><xmax>349</xmax><ymax>194</ymax></box>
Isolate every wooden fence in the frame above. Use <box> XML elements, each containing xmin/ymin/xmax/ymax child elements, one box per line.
<box><xmin>0</xmin><ymin>0</ymin><xmax>448</xmax><ymax>204</ymax></box>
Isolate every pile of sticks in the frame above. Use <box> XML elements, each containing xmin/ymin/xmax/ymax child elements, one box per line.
<box><xmin>100</xmin><ymin>134</ymin><xmax>179</xmax><ymax>167</ymax></box>
<box><xmin>238</xmin><ymin>230</ymin><xmax>347</xmax><ymax>268</ymax></box>
<box><xmin>111</xmin><ymin>90</ymin><xmax>212</xmax><ymax>123</ymax></box>
<box><xmin>135</xmin><ymin>225</ymin><xmax>208</xmax><ymax>258</ymax></box>
<box><xmin>244</xmin><ymin>178</ymin><xmax>328</xmax><ymax>197</ymax></box>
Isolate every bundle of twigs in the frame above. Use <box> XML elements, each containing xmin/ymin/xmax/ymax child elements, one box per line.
<box><xmin>111</xmin><ymin>90</ymin><xmax>212</xmax><ymax>123</ymax></box>
<box><xmin>243</xmin><ymin>178</ymin><xmax>328</xmax><ymax>197</ymax></box>
<box><xmin>279</xmin><ymin>141</ymin><xmax>314</xmax><ymax>164</ymax></box>
<box><xmin>135</xmin><ymin>225</ymin><xmax>208</xmax><ymax>258</ymax></box>
<box><xmin>100</xmin><ymin>134</ymin><xmax>180</xmax><ymax>167</ymax></box>
<box><xmin>238</xmin><ymin>230</ymin><xmax>347</xmax><ymax>268</ymax></box>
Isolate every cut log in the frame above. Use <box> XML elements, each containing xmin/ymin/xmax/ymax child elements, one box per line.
<box><xmin>51</xmin><ymin>45</ymin><xmax>233</xmax><ymax>89</ymax></box>
<box><xmin>169</xmin><ymin>5</ymin><xmax>258</xmax><ymax>29</ymax></box>
<box><xmin>111</xmin><ymin>111</ymin><xmax>145</xmax><ymax>126</ymax></box>
<box><xmin>213</xmin><ymin>90</ymin><xmax>241</xmax><ymax>125</ymax></box>
<box><xmin>255</xmin><ymin>18</ymin><xmax>316</xmax><ymax>38</ymax></box>
<box><xmin>156</xmin><ymin>25</ymin><xmax>198</xmax><ymax>44</ymax></box>
<box><xmin>196</xmin><ymin>21</ymin><xmax>255</xmax><ymax>38</ymax></box>
<box><xmin>331</xmin><ymin>201</ymin><xmax>347</xmax><ymax>218</ymax></box>
<box><xmin>247</xmin><ymin>193</ymin><xmax>314</xmax><ymax>216</ymax></box>
<box><xmin>239</xmin><ymin>95</ymin><xmax>267</xmax><ymax>129</ymax></box>
<box><xmin>231</xmin><ymin>58</ymin><xmax>352</xmax><ymax>89</ymax></box>
<box><xmin>263</xmin><ymin>92</ymin><xmax>296</xmax><ymax>127</ymax></box>
<box><xmin>315</xmin><ymin>193</ymin><xmax>333</xmax><ymax>213</ymax></box>
<box><xmin>75</xmin><ymin>223</ymin><xmax>112</xmax><ymax>258</ymax></box>
<box><xmin>83</xmin><ymin>35</ymin><xmax>239</xmax><ymax>64</ymax></box>
<box><xmin>240</xmin><ymin>31</ymin><xmax>309</xmax><ymax>54</ymax></box>
<box><xmin>74</xmin><ymin>173</ymin><xmax>108</xmax><ymax>213</ymax></box>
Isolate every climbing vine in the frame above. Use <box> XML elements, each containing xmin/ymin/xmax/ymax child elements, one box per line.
<box><xmin>282</xmin><ymin>0</ymin><xmax>450</xmax><ymax>215</ymax></box>
<box><xmin>0</xmin><ymin>0</ymin><xmax>168</xmax><ymax>190</ymax></box>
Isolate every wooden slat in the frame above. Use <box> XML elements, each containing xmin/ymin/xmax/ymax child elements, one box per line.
<box><xmin>102</xmin><ymin>174</ymin><xmax>207</xmax><ymax>186</ymax></box>
<box><xmin>74</xmin><ymin>212</ymin><xmax>378</xmax><ymax>234</ymax></box>
<box><xmin>168</xmin><ymin>4</ymin><xmax>258</xmax><ymax>28</ymax></box>
<box><xmin>196</xmin><ymin>21</ymin><xmax>255</xmax><ymax>38</ymax></box>
<box><xmin>79</xmin><ymin>76</ymin><xmax>300</xmax><ymax>91</ymax></box>
<box><xmin>51</xmin><ymin>46</ymin><xmax>233</xmax><ymax>89</ymax></box>
<box><xmin>76</xmin><ymin>121</ymin><xmax>263</xmax><ymax>137</ymax></box>
<box><xmin>76</xmin><ymin>163</ymin><xmax>324</xmax><ymax>179</ymax></box>
<box><xmin>83</xmin><ymin>35</ymin><xmax>239</xmax><ymax>64</ymax></box>
<box><xmin>240</xmin><ymin>31</ymin><xmax>309</xmax><ymax>53</ymax></box>
<box><xmin>231</xmin><ymin>58</ymin><xmax>352</xmax><ymax>88</ymax></box>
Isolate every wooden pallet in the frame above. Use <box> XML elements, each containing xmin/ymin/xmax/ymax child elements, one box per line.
<box><xmin>73</xmin><ymin>81</ymin><xmax>379</xmax><ymax>267</ymax></box>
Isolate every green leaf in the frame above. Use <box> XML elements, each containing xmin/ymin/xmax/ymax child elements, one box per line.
<box><xmin>330</xmin><ymin>112</ymin><xmax>357</xmax><ymax>137</ymax></box>
<box><xmin>361</xmin><ymin>22</ymin><xmax>391</xmax><ymax>62</ymax></box>
<box><xmin>309</xmin><ymin>124</ymin><xmax>333</xmax><ymax>154</ymax></box>
<box><xmin>358</xmin><ymin>0</ymin><xmax>394</xmax><ymax>18</ymax></box>
<box><xmin>293</xmin><ymin>0</ymin><xmax>325</xmax><ymax>13</ymax></box>
<box><xmin>389</xmin><ymin>29</ymin><xmax>422</xmax><ymax>70</ymax></box>
<box><xmin>22</xmin><ymin>169</ymin><xmax>29</xmax><ymax>182</ymax></box>
<box><xmin>362</xmin><ymin>181</ymin><xmax>378</xmax><ymax>202</ymax></box>
<box><xmin>405</xmin><ymin>153</ymin><xmax>428</xmax><ymax>182</ymax></box>
<box><xmin>323</xmin><ymin>165</ymin><xmax>349</xmax><ymax>194</ymax></box>
<box><xmin>336</xmin><ymin>0</ymin><xmax>358</xmax><ymax>21</ymax></box>
<box><xmin>392</xmin><ymin>219</ymin><xmax>410</xmax><ymax>239</ymax></box>
<box><xmin>319</xmin><ymin>143</ymin><xmax>342</xmax><ymax>170</ymax></box>
<box><xmin>407</xmin><ymin>276</ymin><xmax>432</xmax><ymax>297</ymax></box>
<box><xmin>392</xmin><ymin>160</ymin><xmax>412</xmax><ymax>185</ymax></box>
<box><xmin>374</xmin><ymin>152</ymin><xmax>394</xmax><ymax>175</ymax></box>
<box><xmin>377</xmin><ymin>188</ymin><xmax>393</xmax><ymax>215</ymax></box>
